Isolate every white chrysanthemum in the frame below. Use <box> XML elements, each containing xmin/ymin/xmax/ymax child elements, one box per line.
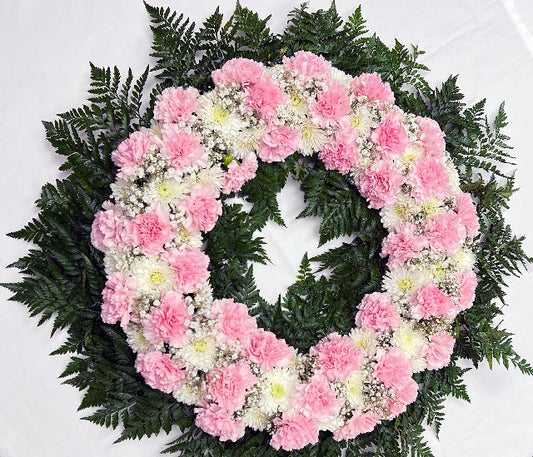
<box><xmin>173</xmin><ymin>225</ymin><xmax>203</xmax><ymax>249</ymax></box>
<box><xmin>411</xmin><ymin>356</ymin><xmax>428</xmax><ymax>373</ymax></box>
<box><xmin>131</xmin><ymin>256</ymin><xmax>174</xmax><ymax>297</ymax></box>
<box><xmin>195</xmin><ymin>164</ymin><xmax>225</xmax><ymax>190</ymax></box>
<box><xmin>397</xmin><ymin>143</ymin><xmax>423</xmax><ymax>171</ymax></box>
<box><xmin>331</xmin><ymin>67</ymin><xmax>352</xmax><ymax>87</ymax></box>
<box><xmin>383</xmin><ymin>266</ymin><xmax>432</xmax><ymax>300</ymax></box>
<box><xmin>300</xmin><ymin>121</ymin><xmax>328</xmax><ymax>156</ymax></box>
<box><xmin>392</xmin><ymin>323</ymin><xmax>426</xmax><ymax>360</ymax></box>
<box><xmin>318</xmin><ymin>413</ymin><xmax>344</xmax><ymax>432</ymax></box>
<box><xmin>445</xmin><ymin>158</ymin><xmax>461</xmax><ymax>193</ymax></box>
<box><xmin>242</xmin><ymin>406</ymin><xmax>270</xmax><ymax>431</ymax></box>
<box><xmin>418</xmin><ymin>197</ymin><xmax>445</xmax><ymax>219</ymax></box>
<box><xmin>103</xmin><ymin>248</ymin><xmax>133</xmax><ymax>275</ymax></box>
<box><xmin>125</xmin><ymin>323</ymin><xmax>155</xmax><ymax>353</ymax></box>
<box><xmin>173</xmin><ymin>379</ymin><xmax>204</xmax><ymax>405</ymax></box>
<box><xmin>193</xmin><ymin>282</ymin><xmax>214</xmax><ymax>311</ymax></box>
<box><xmin>428</xmin><ymin>259</ymin><xmax>448</xmax><ymax>280</ymax></box>
<box><xmin>259</xmin><ymin>368</ymin><xmax>299</xmax><ymax>415</ymax></box>
<box><xmin>179</xmin><ymin>332</ymin><xmax>217</xmax><ymax>372</ymax></box>
<box><xmin>349</xmin><ymin>328</ymin><xmax>377</xmax><ymax>356</ymax></box>
<box><xmin>181</xmin><ymin>166</ymin><xmax>222</xmax><ymax>191</ymax></box>
<box><xmin>199</xmin><ymin>93</ymin><xmax>247</xmax><ymax>136</ymax></box>
<box><xmin>350</xmin><ymin>105</ymin><xmax>374</xmax><ymax>137</ymax></box>
<box><xmin>111</xmin><ymin>178</ymin><xmax>134</xmax><ymax>205</ymax></box>
<box><xmin>232</xmin><ymin>127</ymin><xmax>264</xmax><ymax>158</ymax></box>
<box><xmin>454</xmin><ymin>247</ymin><xmax>476</xmax><ymax>270</ymax></box>
<box><xmin>343</xmin><ymin>370</ymin><xmax>365</xmax><ymax>409</ymax></box>
<box><xmin>284</xmin><ymin>91</ymin><xmax>309</xmax><ymax>117</ymax></box>
<box><xmin>144</xmin><ymin>176</ymin><xmax>185</xmax><ymax>205</ymax></box>
<box><xmin>380</xmin><ymin>193</ymin><xmax>414</xmax><ymax>230</ymax></box>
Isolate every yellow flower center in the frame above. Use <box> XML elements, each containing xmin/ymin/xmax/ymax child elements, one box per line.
<box><xmin>270</xmin><ymin>382</ymin><xmax>285</xmax><ymax>400</ymax></box>
<box><xmin>400</xmin><ymin>146</ymin><xmax>420</xmax><ymax>167</ymax></box>
<box><xmin>394</xmin><ymin>203</ymin><xmax>409</xmax><ymax>220</ymax></box>
<box><xmin>157</xmin><ymin>182</ymin><xmax>172</xmax><ymax>199</ymax></box>
<box><xmin>290</xmin><ymin>93</ymin><xmax>301</xmax><ymax>107</ymax></box>
<box><xmin>138</xmin><ymin>332</ymin><xmax>151</xmax><ymax>346</ymax></box>
<box><xmin>193</xmin><ymin>338</ymin><xmax>208</xmax><ymax>353</ymax></box>
<box><xmin>422</xmin><ymin>198</ymin><xmax>439</xmax><ymax>216</ymax></box>
<box><xmin>301</xmin><ymin>126</ymin><xmax>315</xmax><ymax>142</ymax></box>
<box><xmin>149</xmin><ymin>271</ymin><xmax>165</xmax><ymax>284</ymax></box>
<box><xmin>401</xmin><ymin>149</ymin><xmax>417</xmax><ymax>167</ymax></box>
<box><xmin>347</xmin><ymin>381</ymin><xmax>361</xmax><ymax>397</ymax></box>
<box><xmin>398</xmin><ymin>278</ymin><xmax>413</xmax><ymax>293</ymax></box>
<box><xmin>353</xmin><ymin>335</ymin><xmax>369</xmax><ymax>350</ymax></box>
<box><xmin>213</xmin><ymin>106</ymin><xmax>229</xmax><ymax>123</ymax></box>
<box><xmin>455</xmin><ymin>249</ymin><xmax>468</xmax><ymax>266</ymax></box>
<box><xmin>351</xmin><ymin>114</ymin><xmax>362</xmax><ymax>128</ymax></box>
<box><xmin>431</xmin><ymin>262</ymin><xmax>445</xmax><ymax>278</ymax></box>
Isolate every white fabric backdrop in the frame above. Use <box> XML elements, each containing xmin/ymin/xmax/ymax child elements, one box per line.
<box><xmin>1</xmin><ymin>1</ymin><xmax>533</xmax><ymax>456</ymax></box>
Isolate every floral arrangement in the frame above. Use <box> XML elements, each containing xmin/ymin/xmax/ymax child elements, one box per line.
<box><xmin>92</xmin><ymin>52</ymin><xmax>479</xmax><ymax>450</ymax></box>
<box><xmin>5</xmin><ymin>3</ymin><xmax>531</xmax><ymax>457</ymax></box>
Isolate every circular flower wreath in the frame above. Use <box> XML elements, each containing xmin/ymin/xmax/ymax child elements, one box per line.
<box><xmin>91</xmin><ymin>51</ymin><xmax>480</xmax><ymax>451</ymax></box>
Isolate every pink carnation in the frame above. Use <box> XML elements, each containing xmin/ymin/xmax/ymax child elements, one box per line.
<box><xmin>355</xmin><ymin>292</ymin><xmax>402</xmax><ymax>331</ymax></box>
<box><xmin>395</xmin><ymin>377</ymin><xmax>419</xmax><ymax>406</ymax></box>
<box><xmin>142</xmin><ymin>291</ymin><xmax>190</xmax><ymax>347</ymax></box>
<box><xmin>310</xmin><ymin>81</ymin><xmax>351</xmax><ymax>128</ymax></box>
<box><xmin>455</xmin><ymin>269</ymin><xmax>477</xmax><ymax>311</ymax></box>
<box><xmin>358</xmin><ymin>160</ymin><xmax>404</xmax><ymax>209</ymax></box>
<box><xmin>258</xmin><ymin>124</ymin><xmax>301</xmax><ymax>163</ymax></box>
<box><xmin>132</xmin><ymin>203</ymin><xmax>174</xmax><ymax>256</ymax></box>
<box><xmin>424</xmin><ymin>332</ymin><xmax>455</xmax><ymax>370</ymax></box>
<box><xmin>293</xmin><ymin>374</ymin><xmax>343</xmax><ymax>423</ymax></box>
<box><xmin>374</xmin><ymin>347</ymin><xmax>412</xmax><ymax>391</ymax></box>
<box><xmin>112</xmin><ymin>130</ymin><xmax>159</xmax><ymax>178</ymax></box>
<box><xmin>409</xmin><ymin>156</ymin><xmax>450</xmax><ymax>202</ymax></box>
<box><xmin>154</xmin><ymin>86</ymin><xmax>199</xmax><ymax>124</ymax></box>
<box><xmin>207</xmin><ymin>361</ymin><xmax>258</xmax><ymax>412</ymax></box>
<box><xmin>425</xmin><ymin>211</ymin><xmax>466</xmax><ymax>255</ymax></box>
<box><xmin>243</xmin><ymin>329</ymin><xmax>294</xmax><ymax>371</ymax></box>
<box><xmin>455</xmin><ymin>192</ymin><xmax>480</xmax><ymax>238</ymax></box>
<box><xmin>210</xmin><ymin>298</ymin><xmax>257</xmax><ymax>345</ymax></box>
<box><xmin>91</xmin><ymin>202</ymin><xmax>134</xmax><ymax>252</ymax></box>
<box><xmin>311</xmin><ymin>333</ymin><xmax>363</xmax><ymax>382</ymax></box>
<box><xmin>195</xmin><ymin>404</ymin><xmax>246</xmax><ymax>442</ymax></box>
<box><xmin>270</xmin><ymin>414</ymin><xmax>319</xmax><ymax>451</ymax></box>
<box><xmin>388</xmin><ymin>377</ymin><xmax>419</xmax><ymax>416</ymax></box>
<box><xmin>283</xmin><ymin>51</ymin><xmax>332</xmax><ymax>80</ymax></box>
<box><xmin>351</xmin><ymin>72</ymin><xmax>394</xmax><ymax>106</ymax></box>
<box><xmin>180</xmin><ymin>184</ymin><xmax>222</xmax><ymax>232</ymax></box>
<box><xmin>411</xmin><ymin>283</ymin><xmax>454</xmax><ymax>320</ymax></box>
<box><xmin>244</xmin><ymin>77</ymin><xmax>288</xmax><ymax>121</ymax></box>
<box><xmin>222</xmin><ymin>153</ymin><xmax>258</xmax><ymax>194</ymax></box>
<box><xmin>417</xmin><ymin>117</ymin><xmax>445</xmax><ymax>156</ymax></box>
<box><xmin>135</xmin><ymin>351</ymin><xmax>186</xmax><ymax>394</ymax></box>
<box><xmin>333</xmin><ymin>412</ymin><xmax>378</xmax><ymax>441</ymax></box>
<box><xmin>381</xmin><ymin>223</ymin><xmax>427</xmax><ymax>268</ymax></box>
<box><xmin>163</xmin><ymin>246</ymin><xmax>210</xmax><ymax>294</ymax></box>
<box><xmin>318</xmin><ymin>128</ymin><xmax>360</xmax><ymax>174</ymax></box>
<box><xmin>160</xmin><ymin>124</ymin><xmax>206</xmax><ymax>171</ymax></box>
<box><xmin>212</xmin><ymin>58</ymin><xmax>265</xmax><ymax>87</ymax></box>
<box><xmin>370</xmin><ymin>110</ymin><xmax>409</xmax><ymax>160</ymax></box>
<box><xmin>101</xmin><ymin>272</ymin><xmax>136</xmax><ymax>329</ymax></box>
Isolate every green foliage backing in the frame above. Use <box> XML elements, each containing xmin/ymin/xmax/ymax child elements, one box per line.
<box><xmin>3</xmin><ymin>2</ymin><xmax>531</xmax><ymax>456</ymax></box>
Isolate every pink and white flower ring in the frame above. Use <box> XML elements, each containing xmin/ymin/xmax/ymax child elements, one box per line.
<box><xmin>92</xmin><ymin>51</ymin><xmax>478</xmax><ymax>451</ymax></box>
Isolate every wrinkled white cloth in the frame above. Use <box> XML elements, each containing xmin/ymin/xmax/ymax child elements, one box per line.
<box><xmin>1</xmin><ymin>1</ymin><xmax>532</xmax><ymax>456</ymax></box>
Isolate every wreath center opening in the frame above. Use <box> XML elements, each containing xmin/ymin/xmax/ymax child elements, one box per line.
<box><xmin>252</xmin><ymin>175</ymin><xmax>351</xmax><ymax>304</ymax></box>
